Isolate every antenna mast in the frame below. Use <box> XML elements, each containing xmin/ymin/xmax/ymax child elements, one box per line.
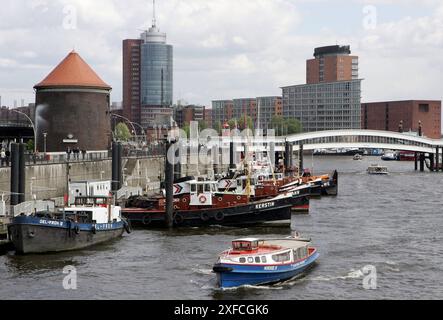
<box><xmin>152</xmin><ymin>0</ymin><xmax>157</xmax><ymax>27</ymax></box>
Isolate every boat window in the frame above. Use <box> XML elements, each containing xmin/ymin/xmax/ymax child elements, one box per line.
<box><xmin>198</xmin><ymin>184</ymin><xmax>204</xmax><ymax>193</ymax></box>
<box><xmin>191</xmin><ymin>184</ymin><xmax>197</xmax><ymax>193</ymax></box>
<box><xmin>248</xmin><ymin>257</ymin><xmax>254</xmax><ymax>263</ymax></box>
<box><xmin>293</xmin><ymin>249</ymin><xmax>299</xmax><ymax>260</ymax></box>
<box><xmin>255</xmin><ymin>257</ymin><xmax>261</xmax><ymax>263</ymax></box>
<box><xmin>261</xmin><ymin>256</ymin><xmax>267</xmax><ymax>263</ymax></box>
<box><xmin>233</xmin><ymin>241</ymin><xmax>251</xmax><ymax>251</ymax></box>
<box><xmin>204</xmin><ymin>184</ymin><xmax>211</xmax><ymax>192</ymax></box>
<box><xmin>239</xmin><ymin>258</ymin><xmax>246</xmax><ymax>263</ymax></box>
<box><xmin>272</xmin><ymin>251</ymin><xmax>291</xmax><ymax>263</ymax></box>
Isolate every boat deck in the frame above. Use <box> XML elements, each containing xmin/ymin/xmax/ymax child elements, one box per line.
<box><xmin>263</xmin><ymin>239</ymin><xmax>311</xmax><ymax>250</ymax></box>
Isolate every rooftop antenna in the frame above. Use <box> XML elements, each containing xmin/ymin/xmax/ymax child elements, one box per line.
<box><xmin>152</xmin><ymin>0</ymin><xmax>157</xmax><ymax>27</ymax></box>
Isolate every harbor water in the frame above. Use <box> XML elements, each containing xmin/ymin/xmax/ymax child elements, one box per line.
<box><xmin>1</xmin><ymin>156</ymin><xmax>442</xmax><ymax>300</ymax></box>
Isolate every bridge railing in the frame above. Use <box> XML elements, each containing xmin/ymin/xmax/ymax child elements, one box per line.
<box><xmin>291</xmin><ymin>134</ymin><xmax>433</xmax><ymax>149</ymax></box>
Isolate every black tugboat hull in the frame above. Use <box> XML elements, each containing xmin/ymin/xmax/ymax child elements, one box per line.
<box><xmin>8</xmin><ymin>217</ymin><xmax>125</xmax><ymax>254</ymax></box>
<box><xmin>123</xmin><ymin>196</ymin><xmax>297</xmax><ymax>228</ymax></box>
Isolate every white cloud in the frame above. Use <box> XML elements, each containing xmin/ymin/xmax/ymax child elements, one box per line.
<box><xmin>0</xmin><ymin>0</ymin><xmax>442</xmax><ymax>110</ymax></box>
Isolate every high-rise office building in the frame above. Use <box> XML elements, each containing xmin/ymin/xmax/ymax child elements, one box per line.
<box><xmin>123</xmin><ymin>1</ymin><xmax>173</xmax><ymax>129</ymax></box>
<box><xmin>282</xmin><ymin>45</ymin><xmax>362</xmax><ymax>132</ymax></box>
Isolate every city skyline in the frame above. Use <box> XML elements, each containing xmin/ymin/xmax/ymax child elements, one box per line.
<box><xmin>0</xmin><ymin>0</ymin><xmax>443</xmax><ymax>109</ymax></box>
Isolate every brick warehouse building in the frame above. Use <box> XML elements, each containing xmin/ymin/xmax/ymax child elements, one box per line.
<box><xmin>362</xmin><ymin>100</ymin><xmax>442</xmax><ymax>139</ymax></box>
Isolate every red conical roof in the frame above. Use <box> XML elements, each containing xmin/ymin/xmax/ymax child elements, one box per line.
<box><xmin>34</xmin><ymin>50</ymin><xmax>111</xmax><ymax>90</ymax></box>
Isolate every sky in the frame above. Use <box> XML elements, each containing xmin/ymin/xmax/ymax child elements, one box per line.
<box><xmin>0</xmin><ymin>0</ymin><xmax>443</xmax><ymax>108</ymax></box>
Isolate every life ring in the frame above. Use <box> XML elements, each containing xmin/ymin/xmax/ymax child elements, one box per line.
<box><xmin>218</xmin><ymin>197</ymin><xmax>223</xmax><ymax>202</ymax></box>
<box><xmin>142</xmin><ymin>215</ymin><xmax>152</xmax><ymax>226</ymax></box>
<box><xmin>73</xmin><ymin>225</ymin><xmax>80</xmax><ymax>235</ymax></box>
<box><xmin>199</xmin><ymin>195</ymin><xmax>207</xmax><ymax>204</ymax></box>
<box><xmin>91</xmin><ymin>225</ymin><xmax>97</xmax><ymax>234</ymax></box>
<box><xmin>182</xmin><ymin>198</ymin><xmax>187</xmax><ymax>203</ymax></box>
<box><xmin>215</xmin><ymin>212</ymin><xmax>224</xmax><ymax>222</ymax></box>
<box><xmin>236</xmin><ymin>196</ymin><xmax>241</xmax><ymax>201</ymax></box>
<box><xmin>174</xmin><ymin>205</ymin><xmax>179</xmax><ymax>210</ymax></box>
<box><xmin>201</xmin><ymin>212</ymin><xmax>210</xmax><ymax>222</ymax></box>
<box><xmin>174</xmin><ymin>213</ymin><xmax>184</xmax><ymax>225</ymax></box>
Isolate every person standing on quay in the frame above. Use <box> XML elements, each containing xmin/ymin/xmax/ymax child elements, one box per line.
<box><xmin>0</xmin><ymin>149</ymin><xmax>5</xmax><ymax>167</ymax></box>
<box><xmin>5</xmin><ymin>149</ymin><xmax>10</xmax><ymax>166</ymax></box>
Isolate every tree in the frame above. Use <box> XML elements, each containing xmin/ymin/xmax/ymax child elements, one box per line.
<box><xmin>270</xmin><ymin>116</ymin><xmax>302</xmax><ymax>135</ymax></box>
<box><xmin>182</xmin><ymin>124</ymin><xmax>190</xmax><ymax>138</ymax></box>
<box><xmin>26</xmin><ymin>140</ymin><xmax>34</xmax><ymax>152</ymax></box>
<box><xmin>227</xmin><ymin>118</ymin><xmax>237</xmax><ymax>130</ymax></box>
<box><xmin>115</xmin><ymin>122</ymin><xmax>132</xmax><ymax>142</ymax></box>
<box><xmin>198</xmin><ymin>120</ymin><xmax>208</xmax><ymax>131</ymax></box>
<box><xmin>212</xmin><ymin>121</ymin><xmax>222</xmax><ymax>135</ymax></box>
<box><xmin>286</xmin><ymin>118</ymin><xmax>302</xmax><ymax>135</ymax></box>
<box><xmin>238</xmin><ymin>116</ymin><xmax>254</xmax><ymax>130</ymax></box>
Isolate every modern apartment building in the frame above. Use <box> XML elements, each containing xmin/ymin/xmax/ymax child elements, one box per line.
<box><xmin>282</xmin><ymin>80</ymin><xmax>362</xmax><ymax>132</ymax></box>
<box><xmin>211</xmin><ymin>97</ymin><xmax>282</xmax><ymax>130</ymax></box>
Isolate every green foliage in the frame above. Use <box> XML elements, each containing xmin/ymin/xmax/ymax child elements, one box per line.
<box><xmin>198</xmin><ymin>120</ymin><xmax>208</xmax><ymax>131</ymax></box>
<box><xmin>115</xmin><ymin>122</ymin><xmax>132</xmax><ymax>142</ymax></box>
<box><xmin>238</xmin><ymin>116</ymin><xmax>254</xmax><ymax>130</ymax></box>
<box><xmin>26</xmin><ymin>140</ymin><xmax>34</xmax><ymax>152</ymax></box>
<box><xmin>270</xmin><ymin>116</ymin><xmax>302</xmax><ymax>135</ymax></box>
<box><xmin>182</xmin><ymin>124</ymin><xmax>190</xmax><ymax>138</ymax></box>
<box><xmin>213</xmin><ymin>121</ymin><xmax>222</xmax><ymax>135</ymax></box>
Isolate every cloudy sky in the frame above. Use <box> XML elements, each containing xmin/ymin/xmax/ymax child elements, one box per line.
<box><xmin>0</xmin><ymin>0</ymin><xmax>442</xmax><ymax>108</ymax></box>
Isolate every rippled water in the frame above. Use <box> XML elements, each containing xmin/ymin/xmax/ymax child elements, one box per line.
<box><xmin>1</xmin><ymin>156</ymin><xmax>443</xmax><ymax>300</ymax></box>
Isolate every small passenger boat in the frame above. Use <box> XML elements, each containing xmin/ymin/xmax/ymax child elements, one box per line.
<box><xmin>353</xmin><ymin>154</ymin><xmax>363</xmax><ymax>161</ymax></box>
<box><xmin>213</xmin><ymin>235</ymin><xmax>319</xmax><ymax>288</ymax></box>
<box><xmin>367</xmin><ymin>164</ymin><xmax>389</xmax><ymax>175</ymax></box>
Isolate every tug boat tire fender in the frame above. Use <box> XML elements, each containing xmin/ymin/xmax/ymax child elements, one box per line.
<box><xmin>174</xmin><ymin>213</ymin><xmax>184</xmax><ymax>225</ymax></box>
<box><xmin>200</xmin><ymin>212</ymin><xmax>210</xmax><ymax>222</ymax></box>
<box><xmin>123</xmin><ymin>219</ymin><xmax>132</xmax><ymax>234</ymax></box>
<box><xmin>215</xmin><ymin>212</ymin><xmax>224</xmax><ymax>222</ymax></box>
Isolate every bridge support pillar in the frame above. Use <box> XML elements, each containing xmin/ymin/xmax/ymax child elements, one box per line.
<box><xmin>414</xmin><ymin>152</ymin><xmax>418</xmax><ymax>171</ymax></box>
<box><xmin>429</xmin><ymin>153</ymin><xmax>435</xmax><ymax>172</ymax></box>
<box><xmin>420</xmin><ymin>153</ymin><xmax>425</xmax><ymax>172</ymax></box>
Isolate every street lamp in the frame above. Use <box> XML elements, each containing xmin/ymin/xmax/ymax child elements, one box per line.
<box><xmin>10</xmin><ymin>109</ymin><xmax>37</xmax><ymax>154</ymax></box>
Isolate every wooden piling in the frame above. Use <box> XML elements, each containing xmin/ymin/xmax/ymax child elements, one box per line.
<box><xmin>165</xmin><ymin>140</ymin><xmax>175</xmax><ymax>228</ymax></box>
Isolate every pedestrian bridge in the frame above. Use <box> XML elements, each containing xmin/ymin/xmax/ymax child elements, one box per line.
<box><xmin>284</xmin><ymin>130</ymin><xmax>442</xmax><ymax>154</ymax></box>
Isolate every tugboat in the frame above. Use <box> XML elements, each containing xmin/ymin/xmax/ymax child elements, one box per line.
<box><xmin>8</xmin><ymin>196</ymin><xmax>131</xmax><ymax>254</ymax></box>
<box><xmin>213</xmin><ymin>234</ymin><xmax>319</xmax><ymax>288</ymax></box>
<box><xmin>122</xmin><ymin>178</ymin><xmax>302</xmax><ymax>228</ymax></box>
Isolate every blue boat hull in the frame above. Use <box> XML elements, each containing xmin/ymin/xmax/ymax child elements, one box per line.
<box><xmin>214</xmin><ymin>252</ymin><xmax>319</xmax><ymax>288</ymax></box>
<box><xmin>8</xmin><ymin>216</ymin><xmax>125</xmax><ymax>254</ymax></box>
